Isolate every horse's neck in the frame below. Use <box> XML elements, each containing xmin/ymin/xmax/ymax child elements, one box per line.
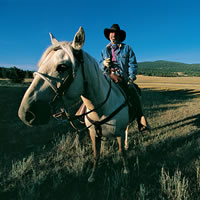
<box><xmin>81</xmin><ymin>53</ymin><xmax>108</xmax><ymax>107</ymax></box>
<box><xmin>81</xmin><ymin>53</ymin><xmax>123</xmax><ymax>116</ymax></box>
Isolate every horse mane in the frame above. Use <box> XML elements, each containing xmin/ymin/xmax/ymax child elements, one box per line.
<box><xmin>38</xmin><ymin>41</ymin><xmax>73</xmax><ymax>68</ymax></box>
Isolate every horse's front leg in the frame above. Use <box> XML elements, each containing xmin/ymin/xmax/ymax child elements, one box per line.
<box><xmin>117</xmin><ymin>136</ymin><xmax>129</xmax><ymax>174</ymax></box>
<box><xmin>125</xmin><ymin>126</ymin><xmax>129</xmax><ymax>150</ymax></box>
<box><xmin>88</xmin><ymin>132</ymin><xmax>101</xmax><ymax>182</ymax></box>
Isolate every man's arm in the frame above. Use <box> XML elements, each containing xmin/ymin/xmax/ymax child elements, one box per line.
<box><xmin>99</xmin><ymin>49</ymin><xmax>112</xmax><ymax>71</ymax></box>
<box><xmin>99</xmin><ymin>50</ymin><xmax>106</xmax><ymax>71</ymax></box>
<box><xmin>128</xmin><ymin>46</ymin><xmax>138</xmax><ymax>81</ymax></box>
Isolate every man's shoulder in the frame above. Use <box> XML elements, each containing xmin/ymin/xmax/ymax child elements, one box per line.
<box><xmin>101</xmin><ymin>43</ymin><xmax>110</xmax><ymax>51</ymax></box>
<box><xmin>120</xmin><ymin>43</ymin><xmax>132</xmax><ymax>48</ymax></box>
<box><xmin>120</xmin><ymin>43</ymin><xmax>133</xmax><ymax>52</ymax></box>
<box><xmin>106</xmin><ymin>43</ymin><xmax>112</xmax><ymax>48</ymax></box>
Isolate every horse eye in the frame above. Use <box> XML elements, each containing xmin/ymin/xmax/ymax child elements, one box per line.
<box><xmin>57</xmin><ymin>64</ymin><xmax>67</xmax><ymax>73</ymax></box>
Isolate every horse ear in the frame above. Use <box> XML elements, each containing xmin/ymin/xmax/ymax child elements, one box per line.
<box><xmin>72</xmin><ymin>27</ymin><xmax>85</xmax><ymax>50</ymax></box>
<box><xmin>49</xmin><ymin>32</ymin><xmax>58</xmax><ymax>45</ymax></box>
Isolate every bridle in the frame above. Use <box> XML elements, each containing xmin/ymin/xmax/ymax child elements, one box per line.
<box><xmin>34</xmin><ymin>68</ymin><xmax>73</xmax><ymax>102</ymax></box>
<box><xmin>34</xmin><ymin>45</ymin><xmax>86</xmax><ymax>102</ymax></box>
<box><xmin>34</xmin><ymin>45</ymin><xmax>127</xmax><ymax>134</ymax></box>
<box><xmin>33</xmin><ymin>46</ymin><xmax>111</xmax><ymax>130</ymax></box>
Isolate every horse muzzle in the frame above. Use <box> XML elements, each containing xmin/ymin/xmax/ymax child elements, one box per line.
<box><xmin>18</xmin><ymin>100</ymin><xmax>51</xmax><ymax>126</ymax></box>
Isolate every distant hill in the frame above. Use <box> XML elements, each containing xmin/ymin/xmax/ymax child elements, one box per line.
<box><xmin>138</xmin><ymin>60</ymin><xmax>200</xmax><ymax>77</ymax></box>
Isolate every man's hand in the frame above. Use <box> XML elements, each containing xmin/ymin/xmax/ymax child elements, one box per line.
<box><xmin>128</xmin><ymin>76</ymin><xmax>136</xmax><ymax>84</ymax></box>
<box><xmin>103</xmin><ymin>58</ymin><xmax>111</xmax><ymax>68</ymax></box>
<box><xmin>128</xmin><ymin>78</ymin><xmax>134</xmax><ymax>85</ymax></box>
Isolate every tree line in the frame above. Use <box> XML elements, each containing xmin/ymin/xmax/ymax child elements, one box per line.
<box><xmin>0</xmin><ymin>67</ymin><xmax>33</xmax><ymax>83</ymax></box>
<box><xmin>138</xmin><ymin>61</ymin><xmax>200</xmax><ymax>77</ymax></box>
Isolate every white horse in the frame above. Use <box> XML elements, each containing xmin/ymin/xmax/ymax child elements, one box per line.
<box><xmin>18</xmin><ymin>27</ymin><xmax>133</xmax><ymax>182</ymax></box>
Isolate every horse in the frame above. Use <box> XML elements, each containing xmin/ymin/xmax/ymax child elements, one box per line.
<box><xmin>18</xmin><ymin>27</ymin><xmax>133</xmax><ymax>182</ymax></box>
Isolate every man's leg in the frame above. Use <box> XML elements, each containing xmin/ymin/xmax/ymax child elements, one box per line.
<box><xmin>128</xmin><ymin>84</ymin><xmax>150</xmax><ymax>132</ymax></box>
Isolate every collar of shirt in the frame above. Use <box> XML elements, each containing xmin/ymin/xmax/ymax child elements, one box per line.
<box><xmin>107</xmin><ymin>42</ymin><xmax>121</xmax><ymax>49</ymax></box>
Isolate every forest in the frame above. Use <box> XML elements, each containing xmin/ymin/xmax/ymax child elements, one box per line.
<box><xmin>0</xmin><ymin>67</ymin><xmax>33</xmax><ymax>83</ymax></box>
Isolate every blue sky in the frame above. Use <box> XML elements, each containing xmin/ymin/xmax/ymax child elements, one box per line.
<box><xmin>0</xmin><ymin>0</ymin><xmax>200</xmax><ymax>71</ymax></box>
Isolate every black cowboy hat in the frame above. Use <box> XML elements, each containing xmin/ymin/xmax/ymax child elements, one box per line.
<box><xmin>104</xmin><ymin>24</ymin><xmax>126</xmax><ymax>42</ymax></box>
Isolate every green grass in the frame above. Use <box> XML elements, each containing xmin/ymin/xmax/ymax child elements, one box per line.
<box><xmin>0</xmin><ymin>85</ymin><xmax>200</xmax><ymax>199</ymax></box>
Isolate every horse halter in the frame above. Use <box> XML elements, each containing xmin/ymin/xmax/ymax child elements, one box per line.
<box><xmin>34</xmin><ymin>67</ymin><xmax>73</xmax><ymax>101</ymax></box>
<box><xmin>38</xmin><ymin>71</ymin><xmax>78</xmax><ymax>106</ymax></box>
<box><xmin>34</xmin><ymin>45</ymin><xmax>85</xmax><ymax>97</ymax></box>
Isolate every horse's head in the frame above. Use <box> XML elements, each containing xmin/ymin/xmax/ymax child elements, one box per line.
<box><xmin>18</xmin><ymin>27</ymin><xmax>85</xmax><ymax>126</ymax></box>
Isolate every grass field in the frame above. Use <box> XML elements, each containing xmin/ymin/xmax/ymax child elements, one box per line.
<box><xmin>0</xmin><ymin>76</ymin><xmax>200</xmax><ymax>200</ymax></box>
<box><xmin>136</xmin><ymin>75</ymin><xmax>200</xmax><ymax>90</ymax></box>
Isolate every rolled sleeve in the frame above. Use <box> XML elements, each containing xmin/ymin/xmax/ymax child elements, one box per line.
<box><xmin>128</xmin><ymin>47</ymin><xmax>138</xmax><ymax>80</ymax></box>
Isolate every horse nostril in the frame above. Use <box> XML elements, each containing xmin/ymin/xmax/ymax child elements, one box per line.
<box><xmin>25</xmin><ymin>111</ymin><xmax>35</xmax><ymax>122</ymax></box>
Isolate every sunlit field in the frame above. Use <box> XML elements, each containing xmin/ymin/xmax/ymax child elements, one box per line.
<box><xmin>136</xmin><ymin>75</ymin><xmax>200</xmax><ymax>90</ymax></box>
<box><xmin>0</xmin><ymin>76</ymin><xmax>200</xmax><ymax>200</ymax></box>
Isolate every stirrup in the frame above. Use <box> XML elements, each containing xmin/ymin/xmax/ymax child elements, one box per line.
<box><xmin>138</xmin><ymin>124</ymin><xmax>151</xmax><ymax>132</ymax></box>
<box><xmin>137</xmin><ymin>117</ymin><xmax>151</xmax><ymax>132</ymax></box>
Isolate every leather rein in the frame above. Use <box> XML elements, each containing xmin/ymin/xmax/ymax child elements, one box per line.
<box><xmin>34</xmin><ymin>46</ymin><xmax>127</xmax><ymax>134</ymax></box>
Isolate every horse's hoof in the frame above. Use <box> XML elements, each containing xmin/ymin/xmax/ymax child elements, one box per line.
<box><xmin>88</xmin><ymin>176</ymin><xmax>95</xmax><ymax>183</ymax></box>
<box><xmin>123</xmin><ymin>168</ymin><xmax>129</xmax><ymax>174</ymax></box>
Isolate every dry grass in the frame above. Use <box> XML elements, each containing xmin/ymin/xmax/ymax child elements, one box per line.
<box><xmin>0</xmin><ymin>77</ymin><xmax>200</xmax><ymax>199</ymax></box>
<box><xmin>136</xmin><ymin>75</ymin><xmax>200</xmax><ymax>90</ymax></box>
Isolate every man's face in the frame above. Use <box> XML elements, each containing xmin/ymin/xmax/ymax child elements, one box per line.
<box><xmin>109</xmin><ymin>32</ymin><xmax>120</xmax><ymax>44</ymax></box>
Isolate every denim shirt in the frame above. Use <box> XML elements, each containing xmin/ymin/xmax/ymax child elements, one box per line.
<box><xmin>99</xmin><ymin>43</ymin><xmax>138</xmax><ymax>81</ymax></box>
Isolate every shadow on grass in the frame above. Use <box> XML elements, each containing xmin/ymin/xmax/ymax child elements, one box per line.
<box><xmin>124</xmin><ymin>114</ymin><xmax>200</xmax><ymax>199</ymax></box>
<box><xmin>149</xmin><ymin>114</ymin><xmax>200</xmax><ymax>134</ymax></box>
<box><xmin>142</xmin><ymin>88</ymin><xmax>200</xmax><ymax>114</ymax></box>
<box><xmin>1</xmin><ymin>86</ymin><xmax>200</xmax><ymax>199</ymax></box>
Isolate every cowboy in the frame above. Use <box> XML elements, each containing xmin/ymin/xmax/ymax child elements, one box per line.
<box><xmin>99</xmin><ymin>24</ymin><xmax>150</xmax><ymax>132</ymax></box>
